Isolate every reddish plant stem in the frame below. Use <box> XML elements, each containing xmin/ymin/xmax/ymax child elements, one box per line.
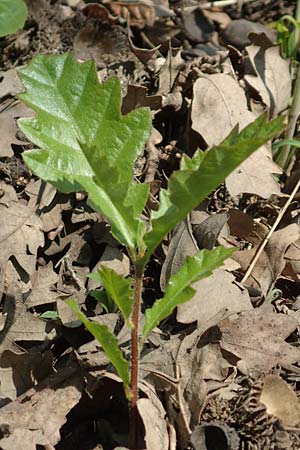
<box><xmin>129</xmin><ymin>263</ymin><xmax>144</xmax><ymax>450</ymax></box>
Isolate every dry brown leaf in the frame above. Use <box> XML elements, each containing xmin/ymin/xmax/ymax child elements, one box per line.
<box><xmin>218</xmin><ymin>307</ymin><xmax>300</xmax><ymax>374</ymax></box>
<box><xmin>0</xmin><ymin>98</ymin><xmax>33</xmax><ymax>157</ymax></box>
<box><xmin>27</xmin><ymin>263</ymin><xmax>59</xmax><ymax>308</ymax></box>
<box><xmin>55</xmin><ymin>233</ymin><xmax>92</xmax><ymax>302</ymax></box>
<box><xmin>105</xmin><ymin>1</ymin><xmax>156</xmax><ymax>28</ymax></box>
<box><xmin>233</xmin><ymin>224</ymin><xmax>299</xmax><ymax>296</ymax></box>
<box><xmin>0</xmin><ymin>69</ymin><xmax>24</xmax><ymax>98</ymax></box>
<box><xmin>177</xmin><ymin>269</ymin><xmax>252</xmax><ymax>327</ymax></box>
<box><xmin>25</xmin><ymin>179</ymin><xmax>57</xmax><ymax>210</ymax></box>
<box><xmin>0</xmin><ymin>368</ymin><xmax>83</xmax><ymax>449</ymax></box>
<box><xmin>245</xmin><ymin>35</ymin><xmax>291</xmax><ymax>117</ymax></box>
<box><xmin>0</xmin><ymin>350</ymin><xmax>53</xmax><ymax>401</ymax></box>
<box><xmin>191</xmin><ymin>74</ymin><xmax>281</xmax><ymax>198</ymax></box>
<box><xmin>284</xmin><ymin>238</ymin><xmax>300</xmax><ymax>280</ymax></box>
<box><xmin>260</xmin><ymin>374</ymin><xmax>300</xmax><ymax>427</ymax></box>
<box><xmin>160</xmin><ymin>219</ymin><xmax>198</xmax><ymax>291</ymax></box>
<box><xmin>225</xmin><ymin>141</ymin><xmax>281</xmax><ymax>198</ymax></box>
<box><xmin>85</xmin><ymin>1</ymin><xmax>156</xmax><ymax>28</ymax></box>
<box><xmin>0</xmin><ymin>182</ymin><xmax>44</xmax><ymax>291</ymax></box>
<box><xmin>157</xmin><ymin>48</ymin><xmax>184</xmax><ymax>94</ymax></box>
<box><xmin>122</xmin><ymin>84</ymin><xmax>162</xmax><ymax>115</ymax></box>
<box><xmin>192</xmin><ymin>212</ymin><xmax>229</xmax><ymax>250</ymax></box>
<box><xmin>0</xmin><ymin>116</ymin><xmax>25</xmax><ymax>157</ymax></box>
<box><xmin>82</xmin><ymin>3</ymin><xmax>119</xmax><ymax>24</ymax></box>
<box><xmin>191</xmin><ymin>73</ymin><xmax>247</xmax><ymax>147</ymax></box>
<box><xmin>0</xmin><ymin>286</ymin><xmax>57</xmax><ymax>355</ymax></box>
<box><xmin>88</xmin><ymin>245</ymin><xmax>130</xmax><ymax>291</ymax></box>
<box><xmin>137</xmin><ymin>387</ymin><xmax>169</xmax><ymax>450</ymax></box>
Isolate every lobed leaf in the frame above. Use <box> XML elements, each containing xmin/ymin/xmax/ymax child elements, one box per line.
<box><xmin>89</xmin><ymin>267</ymin><xmax>134</xmax><ymax>326</ymax></box>
<box><xmin>142</xmin><ymin>246</ymin><xmax>235</xmax><ymax>339</ymax></box>
<box><xmin>0</xmin><ymin>0</ymin><xmax>27</xmax><ymax>37</ymax></box>
<box><xmin>143</xmin><ymin>114</ymin><xmax>284</xmax><ymax>263</ymax></box>
<box><xmin>18</xmin><ymin>53</ymin><xmax>152</xmax><ymax>250</ymax></box>
<box><xmin>68</xmin><ymin>299</ymin><xmax>130</xmax><ymax>393</ymax></box>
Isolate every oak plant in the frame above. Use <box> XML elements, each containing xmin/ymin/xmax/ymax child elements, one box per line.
<box><xmin>18</xmin><ymin>53</ymin><xmax>283</xmax><ymax>449</ymax></box>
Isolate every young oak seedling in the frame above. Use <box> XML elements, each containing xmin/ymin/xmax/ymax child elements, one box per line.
<box><xmin>18</xmin><ymin>53</ymin><xmax>283</xmax><ymax>449</ymax></box>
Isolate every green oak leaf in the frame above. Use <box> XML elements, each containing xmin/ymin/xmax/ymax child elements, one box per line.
<box><xmin>68</xmin><ymin>299</ymin><xmax>130</xmax><ymax>395</ymax></box>
<box><xmin>88</xmin><ymin>268</ymin><xmax>134</xmax><ymax>326</ymax></box>
<box><xmin>143</xmin><ymin>114</ymin><xmax>284</xmax><ymax>263</ymax></box>
<box><xmin>0</xmin><ymin>0</ymin><xmax>27</xmax><ymax>37</ymax></box>
<box><xmin>18</xmin><ymin>53</ymin><xmax>152</xmax><ymax>250</ymax></box>
<box><xmin>142</xmin><ymin>246</ymin><xmax>235</xmax><ymax>339</ymax></box>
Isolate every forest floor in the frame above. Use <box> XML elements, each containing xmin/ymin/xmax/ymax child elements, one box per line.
<box><xmin>1</xmin><ymin>0</ymin><xmax>300</xmax><ymax>449</ymax></box>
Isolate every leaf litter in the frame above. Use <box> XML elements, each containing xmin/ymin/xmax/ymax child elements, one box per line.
<box><xmin>1</xmin><ymin>0</ymin><xmax>300</xmax><ymax>449</ymax></box>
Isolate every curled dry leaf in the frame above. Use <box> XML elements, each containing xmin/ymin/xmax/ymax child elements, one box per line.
<box><xmin>233</xmin><ymin>223</ymin><xmax>299</xmax><ymax>296</ymax></box>
<box><xmin>245</xmin><ymin>34</ymin><xmax>291</xmax><ymax>118</ymax></box>
<box><xmin>122</xmin><ymin>84</ymin><xmax>162</xmax><ymax>115</ymax></box>
<box><xmin>82</xmin><ymin>3</ymin><xmax>119</xmax><ymax>24</ymax></box>
<box><xmin>85</xmin><ymin>1</ymin><xmax>156</xmax><ymax>28</ymax></box>
<box><xmin>157</xmin><ymin>48</ymin><xmax>184</xmax><ymax>94</ymax></box>
<box><xmin>260</xmin><ymin>374</ymin><xmax>300</xmax><ymax>427</ymax></box>
<box><xmin>191</xmin><ymin>74</ymin><xmax>281</xmax><ymax>198</ymax></box>
<box><xmin>26</xmin><ymin>262</ymin><xmax>59</xmax><ymax>308</ymax></box>
<box><xmin>284</xmin><ymin>238</ymin><xmax>300</xmax><ymax>280</ymax></box>
<box><xmin>0</xmin><ymin>182</ymin><xmax>44</xmax><ymax>292</ymax></box>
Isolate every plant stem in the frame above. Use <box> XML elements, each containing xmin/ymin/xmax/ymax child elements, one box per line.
<box><xmin>276</xmin><ymin>61</ymin><xmax>300</xmax><ymax>171</ymax></box>
<box><xmin>129</xmin><ymin>263</ymin><xmax>144</xmax><ymax>450</ymax></box>
<box><xmin>275</xmin><ymin>0</ymin><xmax>300</xmax><ymax>172</ymax></box>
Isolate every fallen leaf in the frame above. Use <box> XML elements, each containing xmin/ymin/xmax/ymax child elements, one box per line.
<box><xmin>284</xmin><ymin>238</ymin><xmax>300</xmax><ymax>280</ymax></box>
<box><xmin>192</xmin><ymin>212</ymin><xmax>229</xmax><ymax>250</ymax></box>
<box><xmin>157</xmin><ymin>48</ymin><xmax>184</xmax><ymax>94</ymax></box>
<box><xmin>0</xmin><ymin>69</ymin><xmax>24</xmax><ymax>98</ymax></box>
<box><xmin>225</xmin><ymin>140</ymin><xmax>281</xmax><ymax>198</ymax></box>
<box><xmin>177</xmin><ymin>269</ymin><xmax>252</xmax><ymax>327</ymax></box>
<box><xmin>245</xmin><ymin>34</ymin><xmax>291</xmax><ymax>117</ymax></box>
<box><xmin>0</xmin><ymin>367</ymin><xmax>83</xmax><ymax>449</ymax></box>
<box><xmin>233</xmin><ymin>224</ymin><xmax>299</xmax><ymax>296</ymax></box>
<box><xmin>0</xmin><ymin>285</ymin><xmax>57</xmax><ymax>354</ymax></box>
<box><xmin>160</xmin><ymin>219</ymin><xmax>198</xmax><ymax>290</ymax></box>
<box><xmin>137</xmin><ymin>383</ymin><xmax>169</xmax><ymax>450</ymax></box>
<box><xmin>191</xmin><ymin>74</ymin><xmax>281</xmax><ymax>197</ymax></box>
<box><xmin>218</xmin><ymin>307</ymin><xmax>300</xmax><ymax>374</ymax></box>
<box><xmin>122</xmin><ymin>84</ymin><xmax>162</xmax><ymax>115</ymax></box>
<box><xmin>0</xmin><ymin>350</ymin><xmax>53</xmax><ymax>401</ymax></box>
<box><xmin>0</xmin><ymin>182</ymin><xmax>44</xmax><ymax>292</ymax></box>
<box><xmin>88</xmin><ymin>245</ymin><xmax>130</xmax><ymax>291</ymax></box>
<box><xmin>27</xmin><ymin>263</ymin><xmax>59</xmax><ymax>308</ymax></box>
